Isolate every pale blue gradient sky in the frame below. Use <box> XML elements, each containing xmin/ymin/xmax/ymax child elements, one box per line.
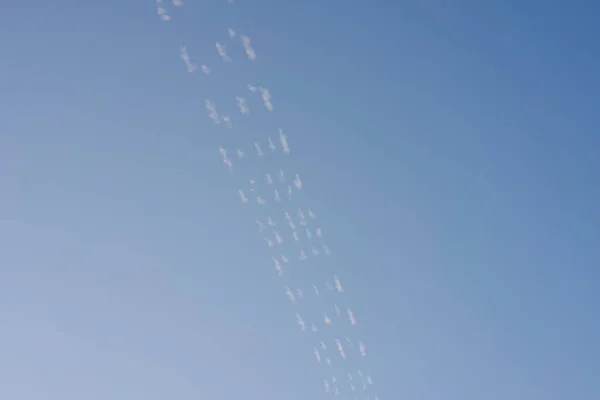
<box><xmin>1</xmin><ymin>1</ymin><xmax>599</xmax><ymax>399</ymax></box>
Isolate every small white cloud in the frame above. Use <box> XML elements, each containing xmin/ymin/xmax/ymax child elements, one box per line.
<box><xmin>254</xmin><ymin>142</ymin><xmax>264</xmax><ymax>157</ymax></box>
<box><xmin>267</xmin><ymin>216</ymin><xmax>276</xmax><ymax>226</ymax></box>
<box><xmin>320</xmin><ymin>341</ymin><xmax>327</xmax><ymax>350</ymax></box>
<box><xmin>327</xmin><ymin>358</ymin><xmax>333</xmax><ymax>366</ymax></box>
<box><xmin>308</xmin><ymin>209</ymin><xmax>316</xmax><ymax>219</ymax></box>
<box><xmin>268</xmin><ymin>137</ymin><xmax>276</xmax><ymax>152</ymax></box>
<box><xmin>324</xmin><ymin>380</ymin><xmax>330</xmax><ymax>393</ymax></box>
<box><xmin>313</xmin><ymin>285</ymin><xmax>320</xmax><ymax>296</ymax></box>
<box><xmin>288</xmin><ymin>185</ymin><xmax>293</xmax><ymax>200</ymax></box>
<box><xmin>299</xmin><ymin>249</ymin><xmax>307</xmax><ymax>260</ymax></box>
<box><xmin>206</xmin><ymin>100</ymin><xmax>220</xmax><ymax>124</ymax></box>
<box><xmin>305</xmin><ymin>228</ymin><xmax>312</xmax><ymax>240</ymax></box>
<box><xmin>256</xmin><ymin>196</ymin><xmax>265</xmax><ymax>205</ymax></box>
<box><xmin>314</xmin><ymin>348</ymin><xmax>321</xmax><ymax>363</ymax></box>
<box><xmin>311</xmin><ymin>324</ymin><xmax>318</xmax><ymax>332</ymax></box>
<box><xmin>323</xmin><ymin>244</ymin><xmax>331</xmax><ymax>255</ymax></box>
<box><xmin>293</xmin><ymin>231</ymin><xmax>299</xmax><ymax>241</ymax></box>
<box><xmin>172</xmin><ymin>0</ymin><xmax>183</xmax><ymax>6</ymax></box>
<box><xmin>247</xmin><ymin>83</ymin><xmax>257</xmax><ymax>92</ymax></box>
<box><xmin>348</xmin><ymin>372</ymin><xmax>353</xmax><ymax>381</ymax></box>
<box><xmin>179</xmin><ymin>46</ymin><xmax>197</xmax><ymax>72</ymax></box>
<box><xmin>297</xmin><ymin>289</ymin><xmax>304</xmax><ymax>298</ymax></box>
<box><xmin>216</xmin><ymin>42</ymin><xmax>231</xmax><ymax>62</ymax></box>
<box><xmin>156</xmin><ymin>0</ymin><xmax>171</xmax><ymax>21</ymax></box>
<box><xmin>316</xmin><ymin>227</ymin><xmax>322</xmax><ymax>237</ymax></box>
<box><xmin>312</xmin><ymin>246</ymin><xmax>320</xmax><ymax>256</ymax></box>
<box><xmin>201</xmin><ymin>64</ymin><xmax>211</xmax><ymax>74</ymax></box>
<box><xmin>324</xmin><ymin>314</ymin><xmax>332</xmax><ymax>325</ymax></box>
<box><xmin>228</xmin><ymin>28</ymin><xmax>236</xmax><ymax>39</ymax></box>
<box><xmin>294</xmin><ymin>174</ymin><xmax>303</xmax><ymax>190</ymax></box>
<box><xmin>274</xmin><ymin>189</ymin><xmax>281</xmax><ymax>203</ymax></box>
<box><xmin>285</xmin><ymin>287</ymin><xmax>296</xmax><ymax>304</ymax></box>
<box><xmin>335</xmin><ymin>339</ymin><xmax>346</xmax><ymax>360</ymax></box>
<box><xmin>256</xmin><ymin>220</ymin><xmax>265</xmax><ymax>232</ymax></box>
<box><xmin>238</xmin><ymin>189</ymin><xmax>248</xmax><ymax>203</ymax></box>
<box><xmin>347</xmin><ymin>308</ymin><xmax>357</xmax><ymax>325</ymax></box>
<box><xmin>240</xmin><ymin>35</ymin><xmax>257</xmax><ymax>60</ymax></box>
<box><xmin>237</xmin><ymin>96</ymin><xmax>249</xmax><ymax>114</ymax></box>
<box><xmin>279</xmin><ymin>168</ymin><xmax>286</xmax><ymax>182</ymax></box>
<box><xmin>266</xmin><ymin>173</ymin><xmax>273</xmax><ymax>184</ymax></box>
<box><xmin>334</xmin><ymin>304</ymin><xmax>341</xmax><ymax>317</ymax></box>
<box><xmin>259</xmin><ymin>86</ymin><xmax>273</xmax><ymax>111</ymax></box>
<box><xmin>272</xmin><ymin>257</ymin><xmax>282</xmax><ymax>275</ymax></box>
<box><xmin>334</xmin><ymin>275</ymin><xmax>344</xmax><ymax>293</ymax></box>
<box><xmin>345</xmin><ymin>336</ymin><xmax>354</xmax><ymax>347</ymax></box>
<box><xmin>296</xmin><ymin>313</ymin><xmax>306</xmax><ymax>331</ymax></box>
<box><xmin>236</xmin><ymin>148</ymin><xmax>245</xmax><ymax>159</ymax></box>
<box><xmin>281</xmin><ymin>255</ymin><xmax>288</xmax><ymax>263</ymax></box>
<box><xmin>265</xmin><ymin>238</ymin><xmax>274</xmax><ymax>247</ymax></box>
<box><xmin>274</xmin><ymin>231</ymin><xmax>283</xmax><ymax>244</ymax></box>
<box><xmin>222</xmin><ymin>115</ymin><xmax>232</xmax><ymax>128</ymax></box>
<box><xmin>297</xmin><ymin>208</ymin><xmax>306</xmax><ymax>223</ymax></box>
<box><xmin>279</xmin><ymin>128</ymin><xmax>290</xmax><ymax>154</ymax></box>
<box><xmin>366</xmin><ymin>375</ymin><xmax>373</xmax><ymax>385</ymax></box>
<box><xmin>350</xmin><ymin>383</ymin><xmax>356</xmax><ymax>393</ymax></box>
<box><xmin>359</xmin><ymin>341</ymin><xmax>367</xmax><ymax>356</ymax></box>
<box><xmin>218</xmin><ymin>148</ymin><xmax>232</xmax><ymax>171</ymax></box>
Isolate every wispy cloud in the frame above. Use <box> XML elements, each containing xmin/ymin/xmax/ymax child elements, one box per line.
<box><xmin>259</xmin><ymin>87</ymin><xmax>273</xmax><ymax>111</ymax></box>
<box><xmin>334</xmin><ymin>304</ymin><xmax>341</xmax><ymax>317</ymax></box>
<box><xmin>236</xmin><ymin>148</ymin><xmax>245</xmax><ymax>159</ymax></box>
<box><xmin>312</xmin><ymin>246</ymin><xmax>320</xmax><ymax>256</ymax></box>
<box><xmin>299</xmin><ymin>249</ymin><xmax>307</xmax><ymax>260</ymax></box>
<box><xmin>238</xmin><ymin>189</ymin><xmax>249</xmax><ymax>204</ymax></box>
<box><xmin>297</xmin><ymin>208</ymin><xmax>306</xmax><ymax>224</ymax></box>
<box><xmin>347</xmin><ymin>308</ymin><xmax>357</xmax><ymax>325</ymax></box>
<box><xmin>240</xmin><ymin>35</ymin><xmax>256</xmax><ymax>60</ymax></box>
<box><xmin>305</xmin><ymin>228</ymin><xmax>312</xmax><ymax>240</ymax></box>
<box><xmin>256</xmin><ymin>196</ymin><xmax>265</xmax><ymax>205</ymax></box>
<box><xmin>288</xmin><ymin>185</ymin><xmax>293</xmax><ymax>200</ymax></box>
<box><xmin>172</xmin><ymin>0</ymin><xmax>183</xmax><ymax>6</ymax></box>
<box><xmin>266</xmin><ymin>173</ymin><xmax>273</xmax><ymax>184</ymax></box>
<box><xmin>279</xmin><ymin>168</ymin><xmax>286</xmax><ymax>182</ymax></box>
<box><xmin>228</xmin><ymin>27</ymin><xmax>236</xmax><ymax>39</ymax></box>
<box><xmin>335</xmin><ymin>339</ymin><xmax>346</xmax><ymax>360</ymax></box>
<box><xmin>366</xmin><ymin>375</ymin><xmax>373</xmax><ymax>385</ymax></box>
<box><xmin>321</xmin><ymin>341</ymin><xmax>327</xmax><ymax>350</ymax></box>
<box><xmin>222</xmin><ymin>115</ymin><xmax>232</xmax><ymax>128</ymax></box>
<box><xmin>293</xmin><ymin>231</ymin><xmax>299</xmax><ymax>241</ymax></box>
<box><xmin>324</xmin><ymin>380</ymin><xmax>330</xmax><ymax>393</ymax></box>
<box><xmin>216</xmin><ymin>42</ymin><xmax>231</xmax><ymax>62</ymax></box>
<box><xmin>247</xmin><ymin>83</ymin><xmax>257</xmax><ymax>92</ymax></box>
<box><xmin>297</xmin><ymin>289</ymin><xmax>304</xmax><ymax>298</ymax></box>
<box><xmin>265</xmin><ymin>238</ymin><xmax>274</xmax><ymax>247</ymax></box>
<box><xmin>274</xmin><ymin>189</ymin><xmax>281</xmax><ymax>203</ymax></box>
<box><xmin>274</xmin><ymin>231</ymin><xmax>283</xmax><ymax>245</ymax></box>
<box><xmin>324</xmin><ymin>314</ymin><xmax>332</xmax><ymax>325</ymax></box>
<box><xmin>254</xmin><ymin>142</ymin><xmax>264</xmax><ymax>157</ymax></box>
<box><xmin>308</xmin><ymin>209</ymin><xmax>316</xmax><ymax>219</ymax></box>
<box><xmin>201</xmin><ymin>64</ymin><xmax>211</xmax><ymax>74</ymax></box>
<box><xmin>284</xmin><ymin>212</ymin><xmax>295</xmax><ymax>230</ymax></box>
<box><xmin>314</xmin><ymin>348</ymin><xmax>321</xmax><ymax>363</ymax></box>
<box><xmin>311</xmin><ymin>324</ymin><xmax>318</xmax><ymax>332</ymax></box>
<box><xmin>334</xmin><ymin>275</ymin><xmax>344</xmax><ymax>293</ymax></box>
<box><xmin>256</xmin><ymin>219</ymin><xmax>266</xmax><ymax>232</ymax></box>
<box><xmin>267</xmin><ymin>216</ymin><xmax>276</xmax><ymax>226</ymax></box>
<box><xmin>316</xmin><ymin>227</ymin><xmax>322</xmax><ymax>237</ymax></box>
<box><xmin>281</xmin><ymin>255</ymin><xmax>288</xmax><ymax>263</ymax></box>
<box><xmin>359</xmin><ymin>341</ymin><xmax>367</xmax><ymax>356</ymax></box>
<box><xmin>218</xmin><ymin>148</ymin><xmax>232</xmax><ymax>170</ymax></box>
<box><xmin>156</xmin><ymin>0</ymin><xmax>171</xmax><ymax>21</ymax></box>
<box><xmin>327</xmin><ymin>358</ymin><xmax>333</xmax><ymax>366</ymax></box>
<box><xmin>237</xmin><ymin>97</ymin><xmax>249</xmax><ymax>114</ymax></box>
<box><xmin>206</xmin><ymin>100</ymin><xmax>220</xmax><ymax>124</ymax></box>
<box><xmin>180</xmin><ymin>46</ymin><xmax>197</xmax><ymax>72</ymax></box>
<box><xmin>294</xmin><ymin>174</ymin><xmax>303</xmax><ymax>189</ymax></box>
<box><xmin>296</xmin><ymin>313</ymin><xmax>306</xmax><ymax>331</ymax></box>
<box><xmin>313</xmin><ymin>285</ymin><xmax>320</xmax><ymax>296</ymax></box>
<box><xmin>268</xmin><ymin>137</ymin><xmax>276</xmax><ymax>152</ymax></box>
<box><xmin>279</xmin><ymin>129</ymin><xmax>290</xmax><ymax>154</ymax></box>
<box><xmin>323</xmin><ymin>244</ymin><xmax>331</xmax><ymax>255</ymax></box>
<box><xmin>272</xmin><ymin>257</ymin><xmax>283</xmax><ymax>275</ymax></box>
<box><xmin>285</xmin><ymin>287</ymin><xmax>296</xmax><ymax>303</ymax></box>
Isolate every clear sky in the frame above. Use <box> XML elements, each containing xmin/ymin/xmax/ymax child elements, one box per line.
<box><xmin>1</xmin><ymin>1</ymin><xmax>599</xmax><ymax>399</ymax></box>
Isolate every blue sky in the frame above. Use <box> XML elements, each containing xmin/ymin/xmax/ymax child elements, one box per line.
<box><xmin>1</xmin><ymin>0</ymin><xmax>599</xmax><ymax>399</ymax></box>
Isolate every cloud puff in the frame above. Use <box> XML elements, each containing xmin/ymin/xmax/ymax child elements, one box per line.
<box><xmin>313</xmin><ymin>285</ymin><xmax>320</xmax><ymax>296</ymax></box>
<box><xmin>296</xmin><ymin>313</ymin><xmax>306</xmax><ymax>331</ymax></box>
<box><xmin>254</xmin><ymin>142</ymin><xmax>264</xmax><ymax>156</ymax></box>
<box><xmin>280</xmin><ymin>255</ymin><xmax>288</xmax><ymax>263</ymax></box>
<box><xmin>206</xmin><ymin>100</ymin><xmax>220</xmax><ymax>124</ymax></box>
<box><xmin>228</xmin><ymin>28</ymin><xmax>236</xmax><ymax>39</ymax></box>
<box><xmin>172</xmin><ymin>0</ymin><xmax>183</xmax><ymax>6</ymax></box>
<box><xmin>359</xmin><ymin>341</ymin><xmax>367</xmax><ymax>356</ymax></box>
<box><xmin>201</xmin><ymin>64</ymin><xmax>211</xmax><ymax>74</ymax></box>
<box><xmin>237</xmin><ymin>96</ymin><xmax>249</xmax><ymax>114</ymax></box>
<box><xmin>334</xmin><ymin>304</ymin><xmax>341</xmax><ymax>317</ymax></box>
<box><xmin>179</xmin><ymin>46</ymin><xmax>197</xmax><ymax>72</ymax></box>
<box><xmin>334</xmin><ymin>275</ymin><xmax>344</xmax><ymax>293</ymax></box>
<box><xmin>327</xmin><ymin>358</ymin><xmax>333</xmax><ymax>366</ymax></box>
<box><xmin>256</xmin><ymin>196</ymin><xmax>266</xmax><ymax>205</ymax></box>
<box><xmin>247</xmin><ymin>84</ymin><xmax>258</xmax><ymax>92</ymax></box>
<box><xmin>324</xmin><ymin>314</ymin><xmax>332</xmax><ymax>325</ymax></box>
<box><xmin>311</xmin><ymin>324</ymin><xmax>318</xmax><ymax>332</ymax></box>
<box><xmin>272</xmin><ymin>257</ymin><xmax>282</xmax><ymax>275</ymax></box>
<box><xmin>347</xmin><ymin>308</ymin><xmax>357</xmax><ymax>325</ymax></box>
<box><xmin>236</xmin><ymin>148</ymin><xmax>245</xmax><ymax>159</ymax></box>
<box><xmin>324</xmin><ymin>380</ymin><xmax>330</xmax><ymax>393</ymax></box>
<box><xmin>267</xmin><ymin>217</ymin><xmax>276</xmax><ymax>226</ymax></box>
<box><xmin>259</xmin><ymin>87</ymin><xmax>273</xmax><ymax>111</ymax></box>
<box><xmin>240</xmin><ymin>35</ymin><xmax>256</xmax><ymax>60</ymax></box>
<box><xmin>299</xmin><ymin>249</ymin><xmax>307</xmax><ymax>260</ymax></box>
<box><xmin>297</xmin><ymin>208</ymin><xmax>306</xmax><ymax>224</ymax></box>
<box><xmin>284</xmin><ymin>212</ymin><xmax>295</xmax><ymax>230</ymax></box>
<box><xmin>285</xmin><ymin>287</ymin><xmax>296</xmax><ymax>303</ymax></box>
<box><xmin>288</xmin><ymin>185</ymin><xmax>293</xmax><ymax>200</ymax></box>
<box><xmin>238</xmin><ymin>189</ymin><xmax>248</xmax><ymax>203</ymax></box>
<box><xmin>266</xmin><ymin>173</ymin><xmax>273</xmax><ymax>184</ymax></box>
<box><xmin>268</xmin><ymin>137</ymin><xmax>276</xmax><ymax>152</ymax></box>
<box><xmin>312</xmin><ymin>246</ymin><xmax>320</xmax><ymax>256</ymax></box>
<box><xmin>274</xmin><ymin>231</ymin><xmax>283</xmax><ymax>245</ymax></box>
<box><xmin>256</xmin><ymin>220</ymin><xmax>266</xmax><ymax>232</ymax></box>
<box><xmin>274</xmin><ymin>189</ymin><xmax>281</xmax><ymax>203</ymax></box>
<box><xmin>314</xmin><ymin>348</ymin><xmax>321</xmax><ymax>363</ymax></box>
<box><xmin>216</xmin><ymin>42</ymin><xmax>231</xmax><ymax>62</ymax></box>
<box><xmin>222</xmin><ymin>115</ymin><xmax>232</xmax><ymax>128</ymax></box>
<box><xmin>265</xmin><ymin>238</ymin><xmax>274</xmax><ymax>247</ymax></box>
<box><xmin>305</xmin><ymin>228</ymin><xmax>312</xmax><ymax>240</ymax></box>
<box><xmin>335</xmin><ymin>339</ymin><xmax>346</xmax><ymax>360</ymax></box>
<box><xmin>156</xmin><ymin>0</ymin><xmax>171</xmax><ymax>21</ymax></box>
<box><xmin>366</xmin><ymin>375</ymin><xmax>373</xmax><ymax>385</ymax></box>
<box><xmin>218</xmin><ymin>148</ymin><xmax>232</xmax><ymax>170</ymax></box>
<box><xmin>293</xmin><ymin>231</ymin><xmax>299</xmax><ymax>241</ymax></box>
<box><xmin>279</xmin><ymin>168</ymin><xmax>286</xmax><ymax>182</ymax></box>
<box><xmin>294</xmin><ymin>174</ymin><xmax>303</xmax><ymax>190</ymax></box>
<box><xmin>308</xmin><ymin>209</ymin><xmax>316</xmax><ymax>219</ymax></box>
<box><xmin>323</xmin><ymin>244</ymin><xmax>331</xmax><ymax>255</ymax></box>
<box><xmin>279</xmin><ymin>129</ymin><xmax>290</xmax><ymax>154</ymax></box>
<box><xmin>316</xmin><ymin>228</ymin><xmax>322</xmax><ymax>237</ymax></box>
